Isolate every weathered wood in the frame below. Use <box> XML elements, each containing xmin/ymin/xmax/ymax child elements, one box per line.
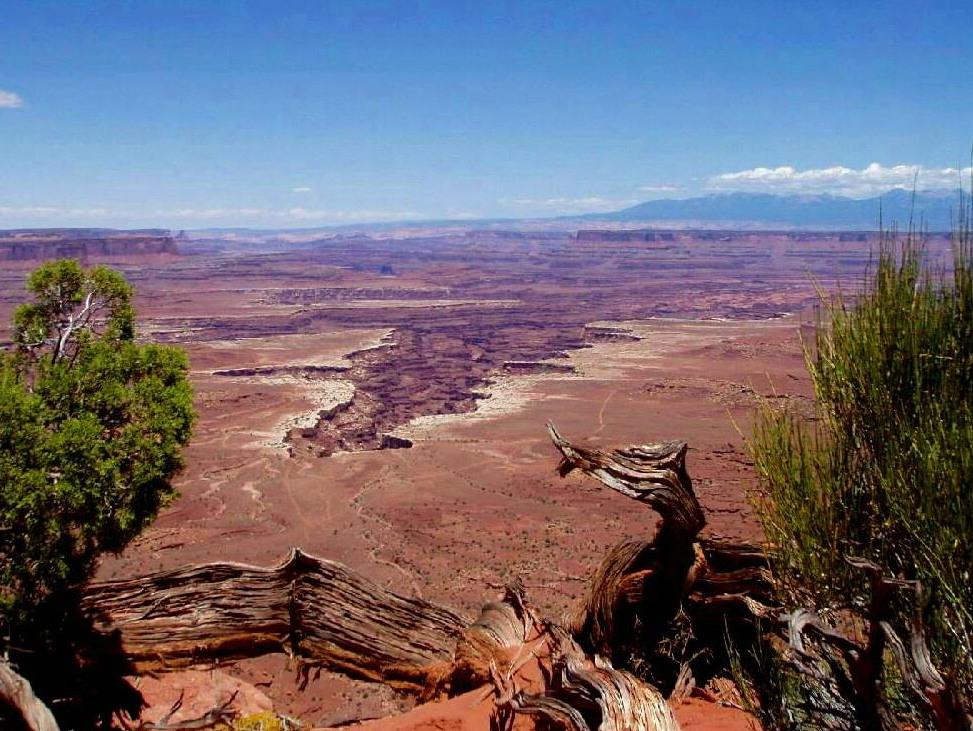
<box><xmin>450</xmin><ymin>582</ymin><xmax>680</xmax><ymax>731</ymax></box>
<box><xmin>433</xmin><ymin>581</ymin><xmax>537</xmax><ymax>698</ymax></box>
<box><xmin>84</xmin><ymin>550</ymin><xmax>683</xmax><ymax>730</ymax></box>
<box><xmin>0</xmin><ymin>659</ymin><xmax>59</xmax><ymax>731</ymax></box>
<box><xmin>547</xmin><ymin>424</ymin><xmax>771</xmax><ymax>691</ymax></box>
<box><xmin>491</xmin><ymin>623</ymin><xmax>679</xmax><ymax>731</ymax></box>
<box><xmin>547</xmin><ymin>427</ymin><xmax>968</xmax><ymax>729</ymax></box>
<box><xmin>782</xmin><ymin>559</ymin><xmax>972</xmax><ymax>731</ymax></box>
<box><xmin>547</xmin><ymin>424</ymin><xmax>704</xmax><ymax>540</ymax></box>
<box><xmin>82</xmin><ymin>548</ymin><xmax>468</xmax><ymax>690</ymax></box>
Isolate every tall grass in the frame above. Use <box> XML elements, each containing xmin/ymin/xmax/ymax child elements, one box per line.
<box><xmin>750</xmin><ymin>189</ymin><xmax>973</xmax><ymax>706</ymax></box>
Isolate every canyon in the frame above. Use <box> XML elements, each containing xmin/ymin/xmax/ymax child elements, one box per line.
<box><xmin>0</xmin><ymin>225</ymin><xmax>951</xmax><ymax>729</ymax></box>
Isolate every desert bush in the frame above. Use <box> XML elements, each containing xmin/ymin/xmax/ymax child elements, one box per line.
<box><xmin>750</xmin><ymin>192</ymin><xmax>973</xmax><ymax>723</ymax></box>
<box><xmin>225</xmin><ymin>712</ymin><xmax>299</xmax><ymax>731</ymax></box>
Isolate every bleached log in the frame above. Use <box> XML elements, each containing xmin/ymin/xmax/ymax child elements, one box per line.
<box><xmin>82</xmin><ymin>549</ymin><xmax>468</xmax><ymax>690</ymax></box>
<box><xmin>0</xmin><ymin>659</ymin><xmax>59</xmax><ymax>731</ymax></box>
<box><xmin>491</xmin><ymin>623</ymin><xmax>679</xmax><ymax>731</ymax></box>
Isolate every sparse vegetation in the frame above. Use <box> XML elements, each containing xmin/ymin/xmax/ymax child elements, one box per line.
<box><xmin>750</xmin><ymin>191</ymin><xmax>973</xmax><ymax>726</ymax></box>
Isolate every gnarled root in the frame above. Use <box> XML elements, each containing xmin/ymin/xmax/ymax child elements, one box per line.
<box><xmin>492</xmin><ymin>624</ymin><xmax>678</xmax><ymax>731</ymax></box>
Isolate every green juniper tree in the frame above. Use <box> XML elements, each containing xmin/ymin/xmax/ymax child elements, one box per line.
<box><xmin>0</xmin><ymin>260</ymin><xmax>194</xmax><ymax>628</ymax></box>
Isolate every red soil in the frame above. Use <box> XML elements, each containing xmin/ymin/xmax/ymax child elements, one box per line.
<box><xmin>316</xmin><ymin>694</ymin><xmax>755</xmax><ymax>731</ymax></box>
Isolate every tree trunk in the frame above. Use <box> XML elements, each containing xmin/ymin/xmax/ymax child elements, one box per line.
<box><xmin>547</xmin><ymin>424</ymin><xmax>772</xmax><ymax>689</ymax></box>
<box><xmin>82</xmin><ymin>548</ymin><xmax>468</xmax><ymax>692</ymax></box>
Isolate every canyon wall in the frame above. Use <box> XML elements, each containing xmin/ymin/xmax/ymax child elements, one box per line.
<box><xmin>0</xmin><ymin>229</ymin><xmax>180</xmax><ymax>262</ymax></box>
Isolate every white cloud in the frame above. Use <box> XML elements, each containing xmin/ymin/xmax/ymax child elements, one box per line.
<box><xmin>159</xmin><ymin>207</ymin><xmax>269</xmax><ymax>218</ymax></box>
<box><xmin>153</xmin><ymin>206</ymin><xmax>423</xmax><ymax>223</ymax></box>
<box><xmin>0</xmin><ymin>206</ymin><xmax>105</xmax><ymax>216</ymax></box>
<box><xmin>708</xmin><ymin>163</ymin><xmax>973</xmax><ymax>198</ymax></box>
<box><xmin>637</xmin><ymin>183</ymin><xmax>684</xmax><ymax>193</ymax></box>
<box><xmin>291</xmin><ymin>186</ymin><xmax>312</xmax><ymax>193</ymax></box>
<box><xmin>0</xmin><ymin>89</ymin><xmax>23</xmax><ymax>108</ymax></box>
<box><xmin>508</xmin><ymin>196</ymin><xmax>638</xmax><ymax>214</ymax></box>
<box><xmin>285</xmin><ymin>207</ymin><xmax>421</xmax><ymax>222</ymax></box>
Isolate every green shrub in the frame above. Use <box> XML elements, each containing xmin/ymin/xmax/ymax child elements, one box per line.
<box><xmin>0</xmin><ymin>260</ymin><xmax>195</xmax><ymax>623</ymax></box>
<box><xmin>751</xmin><ymin>192</ymin><xmax>973</xmax><ymax>710</ymax></box>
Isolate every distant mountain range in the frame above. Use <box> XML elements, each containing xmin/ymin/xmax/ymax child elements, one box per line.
<box><xmin>588</xmin><ymin>189</ymin><xmax>962</xmax><ymax>230</ymax></box>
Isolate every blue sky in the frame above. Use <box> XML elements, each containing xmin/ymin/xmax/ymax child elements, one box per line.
<box><xmin>1</xmin><ymin>1</ymin><xmax>971</xmax><ymax>228</ymax></box>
